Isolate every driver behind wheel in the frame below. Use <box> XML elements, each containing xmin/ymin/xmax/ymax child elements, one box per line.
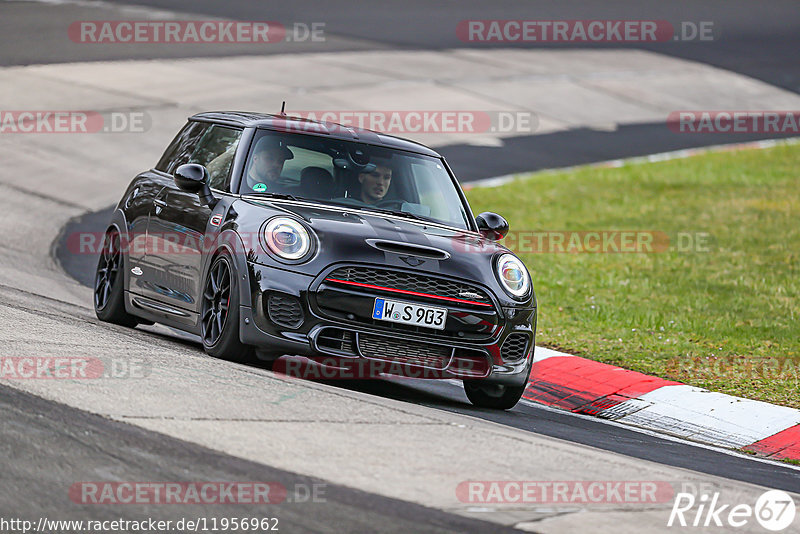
<box><xmin>358</xmin><ymin>163</ymin><xmax>392</xmax><ymax>204</ymax></box>
<box><xmin>245</xmin><ymin>137</ymin><xmax>294</xmax><ymax>193</ymax></box>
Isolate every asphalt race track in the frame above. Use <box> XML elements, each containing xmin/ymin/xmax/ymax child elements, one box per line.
<box><xmin>3</xmin><ymin>0</ymin><xmax>800</xmax><ymax>181</ymax></box>
<box><xmin>1</xmin><ymin>1</ymin><xmax>800</xmax><ymax>532</ymax></box>
<box><xmin>0</xmin><ymin>383</ymin><xmax>521</xmax><ymax>534</ymax></box>
<box><xmin>54</xmin><ymin>207</ymin><xmax>800</xmax><ymax>495</ymax></box>
<box><xmin>5</xmin><ymin>0</ymin><xmax>800</xmax><ymax>92</ymax></box>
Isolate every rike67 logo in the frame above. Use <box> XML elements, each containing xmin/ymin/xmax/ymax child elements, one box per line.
<box><xmin>668</xmin><ymin>489</ymin><xmax>796</xmax><ymax>531</ymax></box>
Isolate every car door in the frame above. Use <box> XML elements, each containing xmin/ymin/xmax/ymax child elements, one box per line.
<box><xmin>134</xmin><ymin>120</ymin><xmax>208</xmax><ymax>306</ymax></box>
<box><xmin>144</xmin><ymin>124</ymin><xmax>243</xmax><ymax>318</ymax></box>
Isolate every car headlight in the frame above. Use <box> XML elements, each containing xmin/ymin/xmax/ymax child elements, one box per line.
<box><xmin>496</xmin><ymin>253</ymin><xmax>530</xmax><ymax>298</ymax></box>
<box><xmin>263</xmin><ymin>217</ymin><xmax>312</xmax><ymax>261</ymax></box>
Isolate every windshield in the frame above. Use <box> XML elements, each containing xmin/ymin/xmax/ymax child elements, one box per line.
<box><xmin>240</xmin><ymin>129</ymin><xmax>472</xmax><ymax>230</ymax></box>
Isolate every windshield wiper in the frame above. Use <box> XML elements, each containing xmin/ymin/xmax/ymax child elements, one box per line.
<box><xmin>249</xmin><ymin>192</ymin><xmax>300</xmax><ymax>202</ymax></box>
<box><xmin>356</xmin><ymin>206</ymin><xmax>434</xmax><ymax>223</ymax></box>
<box><xmin>255</xmin><ymin>196</ymin><xmax>439</xmax><ymax>224</ymax></box>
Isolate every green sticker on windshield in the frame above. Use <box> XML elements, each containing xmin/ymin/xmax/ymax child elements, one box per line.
<box><xmin>252</xmin><ymin>183</ymin><xmax>267</xmax><ymax>192</ymax></box>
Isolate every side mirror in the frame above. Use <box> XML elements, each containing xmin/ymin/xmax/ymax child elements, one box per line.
<box><xmin>174</xmin><ymin>163</ymin><xmax>217</xmax><ymax>208</ymax></box>
<box><xmin>476</xmin><ymin>212</ymin><xmax>509</xmax><ymax>241</ymax></box>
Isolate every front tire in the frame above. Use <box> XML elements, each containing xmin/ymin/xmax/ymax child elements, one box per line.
<box><xmin>200</xmin><ymin>253</ymin><xmax>253</xmax><ymax>363</ymax></box>
<box><xmin>464</xmin><ymin>381</ymin><xmax>527</xmax><ymax>410</ymax></box>
<box><xmin>94</xmin><ymin>229</ymin><xmax>138</xmax><ymax>327</ymax></box>
<box><xmin>463</xmin><ymin>358</ymin><xmax>532</xmax><ymax>410</ymax></box>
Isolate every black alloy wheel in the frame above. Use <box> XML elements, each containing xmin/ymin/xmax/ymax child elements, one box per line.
<box><xmin>94</xmin><ymin>229</ymin><xmax>138</xmax><ymax>327</ymax></box>
<box><xmin>94</xmin><ymin>231</ymin><xmax>121</xmax><ymax>311</ymax></box>
<box><xmin>201</xmin><ymin>256</ymin><xmax>232</xmax><ymax>347</ymax></box>
<box><xmin>200</xmin><ymin>253</ymin><xmax>253</xmax><ymax>362</ymax></box>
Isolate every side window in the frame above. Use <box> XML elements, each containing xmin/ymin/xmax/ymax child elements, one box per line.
<box><xmin>155</xmin><ymin>121</ymin><xmax>208</xmax><ymax>174</ymax></box>
<box><xmin>188</xmin><ymin>125</ymin><xmax>243</xmax><ymax>191</ymax></box>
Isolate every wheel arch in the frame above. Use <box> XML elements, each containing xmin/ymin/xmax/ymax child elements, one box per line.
<box><xmin>200</xmin><ymin>229</ymin><xmax>254</xmax><ymax>310</ymax></box>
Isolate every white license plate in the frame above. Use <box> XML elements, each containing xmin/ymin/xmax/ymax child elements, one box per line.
<box><xmin>372</xmin><ymin>298</ymin><xmax>447</xmax><ymax>330</ymax></box>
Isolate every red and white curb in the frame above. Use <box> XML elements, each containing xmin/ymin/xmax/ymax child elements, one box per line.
<box><xmin>524</xmin><ymin>348</ymin><xmax>800</xmax><ymax>461</ymax></box>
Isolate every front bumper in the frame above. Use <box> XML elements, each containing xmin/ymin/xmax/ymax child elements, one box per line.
<box><xmin>240</xmin><ymin>261</ymin><xmax>536</xmax><ymax>385</ymax></box>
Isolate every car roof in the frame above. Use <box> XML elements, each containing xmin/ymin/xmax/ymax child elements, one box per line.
<box><xmin>190</xmin><ymin>111</ymin><xmax>442</xmax><ymax>158</ymax></box>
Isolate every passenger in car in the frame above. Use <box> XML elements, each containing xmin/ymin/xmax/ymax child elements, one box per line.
<box><xmin>358</xmin><ymin>163</ymin><xmax>392</xmax><ymax>204</ymax></box>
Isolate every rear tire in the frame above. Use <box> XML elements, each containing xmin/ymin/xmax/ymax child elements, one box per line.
<box><xmin>200</xmin><ymin>253</ymin><xmax>253</xmax><ymax>363</ymax></box>
<box><xmin>94</xmin><ymin>229</ymin><xmax>138</xmax><ymax>328</ymax></box>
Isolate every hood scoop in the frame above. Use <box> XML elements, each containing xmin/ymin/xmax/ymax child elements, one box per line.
<box><xmin>366</xmin><ymin>239</ymin><xmax>450</xmax><ymax>260</ymax></box>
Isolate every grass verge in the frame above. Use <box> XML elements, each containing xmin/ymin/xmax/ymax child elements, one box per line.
<box><xmin>466</xmin><ymin>143</ymin><xmax>800</xmax><ymax>409</ymax></box>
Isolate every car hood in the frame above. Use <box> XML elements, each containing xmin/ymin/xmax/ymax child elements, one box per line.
<box><xmin>235</xmin><ymin>198</ymin><xmax>526</xmax><ymax>303</ymax></box>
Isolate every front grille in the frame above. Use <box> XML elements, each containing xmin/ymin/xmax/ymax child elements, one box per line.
<box><xmin>266</xmin><ymin>293</ymin><xmax>304</xmax><ymax>328</ymax></box>
<box><xmin>358</xmin><ymin>333</ymin><xmax>452</xmax><ymax>369</ymax></box>
<box><xmin>501</xmin><ymin>333</ymin><xmax>529</xmax><ymax>362</ymax></box>
<box><xmin>327</xmin><ymin>266</ymin><xmax>492</xmax><ymax>306</ymax></box>
<box><xmin>316</xmin><ymin>328</ymin><xmax>355</xmax><ymax>355</ymax></box>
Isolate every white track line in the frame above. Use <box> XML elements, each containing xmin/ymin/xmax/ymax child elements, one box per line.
<box><xmin>464</xmin><ymin>137</ymin><xmax>800</xmax><ymax>190</ymax></box>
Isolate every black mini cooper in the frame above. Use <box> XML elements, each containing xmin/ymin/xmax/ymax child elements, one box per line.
<box><xmin>94</xmin><ymin>111</ymin><xmax>536</xmax><ymax>409</ymax></box>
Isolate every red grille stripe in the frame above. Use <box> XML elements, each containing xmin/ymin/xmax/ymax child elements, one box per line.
<box><xmin>324</xmin><ymin>278</ymin><xmax>493</xmax><ymax>307</ymax></box>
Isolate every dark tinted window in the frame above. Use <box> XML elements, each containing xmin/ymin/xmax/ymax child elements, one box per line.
<box><xmin>242</xmin><ymin>130</ymin><xmax>470</xmax><ymax>230</ymax></box>
<box><xmin>155</xmin><ymin>121</ymin><xmax>208</xmax><ymax>173</ymax></box>
<box><xmin>188</xmin><ymin>125</ymin><xmax>242</xmax><ymax>191</ymax></box>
